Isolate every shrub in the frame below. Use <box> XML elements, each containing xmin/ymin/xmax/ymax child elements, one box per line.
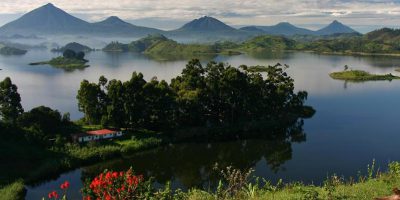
<box><xmin>82</xmin><ymin>168</ymin><xmax>152</xmax><ymax>200</ymax></box>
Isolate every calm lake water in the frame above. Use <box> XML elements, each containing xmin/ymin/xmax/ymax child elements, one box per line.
<box><xmin>2</xmin><ymin>50</ymin><xmax>400</xmax><ymax>199</ymax></box>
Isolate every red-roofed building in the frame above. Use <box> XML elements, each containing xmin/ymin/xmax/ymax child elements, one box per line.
<box><xmin>72</xmin><ymin>129</ymin><xmax>124</xmax><ymax>143</ymax></box>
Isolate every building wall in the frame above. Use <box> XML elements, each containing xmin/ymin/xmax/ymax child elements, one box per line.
<box><xmin>77</xmin><ymin>131</ymin><xmax>124</xmax><ymax>143</ymax></box>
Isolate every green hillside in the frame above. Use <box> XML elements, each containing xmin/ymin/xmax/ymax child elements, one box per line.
<box><xmin>298</xmin><ymin>28</ymin><xmax>400</xmax><ymax>54</ymax></box>
<box><xmin>238</xmin><ymin>35</ymin><xmax>297</xmax><ymax>52</ymax></box>
<box><xmin>103</xmin><ymin>41</ymin><xmax>129</xmax><ymax>52</ymax></box>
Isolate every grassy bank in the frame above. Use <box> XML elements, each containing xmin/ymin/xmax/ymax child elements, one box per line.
<box><xmin>329</xmin><ymin>70</ymin><xmax>400</xmax><ymax>81</ymax></box>
<box><xmin>0</xmin><ymin>181</ymin><xmax>26</xmax><ymax>200</ymax></box>
<box><xmin>180</xmin><ymin>161</ymin><xmax>400</xmax><ymax>200</ymax></box>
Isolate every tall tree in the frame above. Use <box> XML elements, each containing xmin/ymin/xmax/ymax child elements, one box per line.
<box><xmin>77</xmin><ymin>80</ymin><xmax>105</xmax><ymax>124</ymax></box>
<box><xmin>123</xmin><ymin>72</ymin><xmax>146</xmax><ymax>129</ymax></box>
<box><xmin>106</xmin><ymin>79</ymin><xmax>126</xmax><ymax>128</ymax></box>
<box><xmin>0</xmin><ymin>77</ymin><xmax>23</xmax><ymax>124</ymax></box>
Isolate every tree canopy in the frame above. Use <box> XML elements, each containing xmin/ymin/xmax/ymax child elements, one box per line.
<box><xmin>0</xmin><ymin>77</ymin><xmax>23</xmax><ymax>124</ymax></box>
<box><xmin>77</xmin><ymin>59</ymin><xmax>312</xmax><ymax>134</ymax></box>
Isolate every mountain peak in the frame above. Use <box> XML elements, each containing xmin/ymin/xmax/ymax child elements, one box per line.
<box><xmin>103</xmin><ymin>16</ymin><xmax>126</xmax><ymax>24</ymax></box>
<box><xmin>0</xmin><ymin>3</ymin><xmax>90</xmax><ymax>35</ymax></box>
<box><xmin>317</xmin><ymin>20</ymin><xmax>357</xmax><ymax>35</ymax></box>
<box><xmin>178</xmin><ymin>16</ymin><xmax>236</xmax><ymax>32</ymax></box>
<box><xmin>106</xmin><ymin>16</ymin><xmax>123</xmax><ymax>21</ymax></box>
<box><xmin>43</xmin><ymin>3</ymin><xmax>55</xmax><ymax>8</ymax></box>
<box><xmin>276</xmin><ymin>22</ymin><xmax>295</xmax><ymax>27</ymax></box>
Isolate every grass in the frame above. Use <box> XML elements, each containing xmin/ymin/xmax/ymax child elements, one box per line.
<box><xmin>0</xmin><ymin>181</ymin><xmax>26</xmax><ymax>200</ymax></box>
<box><xmin>182</xmin><ymin>161</ymin><xmax>400</xmax><ymax>200</ymax></box>
<box><xmin>329</xmin><ymin>70</ymin><xmax>400</xmax><ymax>81</ymax></box>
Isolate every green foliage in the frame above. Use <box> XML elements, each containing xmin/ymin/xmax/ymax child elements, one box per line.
<box><xmin>128</xmin><ymin>34</ymin><xmax>169</xmax><ymax>52</ymax></box>
<box><xmin>0</xmin><ymin>77</ymin><xmax>23</xmax><ymax>124</ymax></box>
<box><xmin>329</xmin><ymin>70</ymin><xmax>400</xmax><ymax>81</ymax></box>
<box><xmin>17</xmin><ymin>106</ymin><xmax>66</xmax><ymax>142</ymax></box>
<box><xmin>388</xmin><ymin>162</ymin><xmax>400</xmax><ymax>177</ymax></box>
<box><xmin>0</xmin><ymin>180</ymin><xmax>26</xmax><ymax>200</ymax></box>
<box><xmin>77</xmin><ymin>60</ymin><xmax>311</xmax><ymax>134</ymax></box>
<box><xmin>103</xmin><ymin>41</ymin><xmax>129</xmax><ymax>52</ymax></box>
<box><xmin>52</xmin><ymin>42</ymin><xmax>92</xmax><ymax>53</ymax></box>
<box><xmin>62</xmin><ymin>49</ymin><xmax>76</xmax><ymax>59</ymax></box>
<box><xmin>239</xmin><ymin>35</ymin><xmax>297</xmax><ymax>52</ymax></box>
<box><xmin>298</xmin><ymin>28</ymin><xmax>400</xmax><ymax>54</ymax></box>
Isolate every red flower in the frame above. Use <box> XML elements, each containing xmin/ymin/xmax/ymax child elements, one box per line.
<box><xmin>48</xmin><ymin>191</ymin><xmax>58</xmax><ymax>199</ymax></box>
<box><xmin>60</xmin><ymin>181</ymin><xmax>70</xmax><ymax>189</ymax></box>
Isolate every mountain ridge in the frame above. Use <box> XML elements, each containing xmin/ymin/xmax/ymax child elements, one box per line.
<box><xmin>0</xmin><ymin>3</ymin><xmax>359</xmax><ymax>40</ymax></box>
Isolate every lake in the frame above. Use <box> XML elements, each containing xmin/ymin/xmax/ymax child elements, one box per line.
<box><xmin>1</xmin><ymin>50</ymin><xmax>400</xmax><ymax>199</ymax></box>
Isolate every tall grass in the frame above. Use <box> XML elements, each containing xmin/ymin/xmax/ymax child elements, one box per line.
<box><xmin>0</xmin><ymin>181</ymin><xmax>26</xmax><ymax>200</ymax></box>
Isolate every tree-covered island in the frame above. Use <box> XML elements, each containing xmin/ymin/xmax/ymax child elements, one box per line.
<box><xmin>330</xmin><ymin>69</ymin><xmax>400</xmax><ymax>81</ymax></box>
<box><xmin>29</xmin><ymin>49</ymin><xmax>89</xmax><ymax>70</ymax></box>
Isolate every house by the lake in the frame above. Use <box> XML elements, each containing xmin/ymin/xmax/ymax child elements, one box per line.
<box><xmin>72</xmin><ymin>129</ymin><xmax>123</xmax><ymax>143</ymax></box>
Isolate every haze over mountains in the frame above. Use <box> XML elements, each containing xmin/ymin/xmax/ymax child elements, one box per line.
<box><xmin>0</xmin><ymin>3</ymin><xmax>359</xmax><ymax>42</ymax></box>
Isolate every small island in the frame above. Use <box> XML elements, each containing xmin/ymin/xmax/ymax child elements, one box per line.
<box><xmin>330</xmin><ymin>70</ymin><xmax>400</xmax><ymax>81</ymax></box>
<box><xmin>395</xmin><ymin>68</ymin><xmax>400</xmax><ymax>72</ymax></box>
<box><xmin>0</xmin><ymin>45</ymin><xmax>27</xmax><ymax>55</ymax></box>
<box><xmin>30</xmin><ymin>49</ymin><xmax>89</xmax><ymax>70</ymax></box>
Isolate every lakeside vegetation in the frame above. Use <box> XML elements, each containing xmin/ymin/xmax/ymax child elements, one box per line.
<box><xmin>0</xmin><ymin>59</ymin><xmax>315</xmax><ymax>199</ymax></box>
<box><xmin>29</xmin><ymin>49</ymin><xmax>89</xmax><ymax>70</ymax></box>
<box><xmin>296</xmin><ymin>28</ymin><xmax>400</xmax><ymax>55</ymax></box>
<box><xmin>4</xmin><ymin>160</ymin><xmax>400</xmax><ymax>200</ymax></box>
<box><xmin>329</xmin><ymin>70</ymin><xmax>400</xmax><ymax>81</ymax></box>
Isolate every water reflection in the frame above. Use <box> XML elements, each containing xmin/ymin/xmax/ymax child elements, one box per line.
<box><xmin>80</xmin><ymin>120</ymin><xmax>306</xmax><ymax>190</ymax></box>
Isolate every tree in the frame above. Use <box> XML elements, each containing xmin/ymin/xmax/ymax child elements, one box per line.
<box><xmin>123</xmin><ymin>72</ymin><xmax>146</xmax><ymax>129</ymax></box>
<box><xmin>106</xmin><ymin>79</ymin><xmax>126</xmax><ymax>128</ymax></box>
<box><xmin>0</xmin><ymin>77</ymin><xmax>23</xmax><ymax>124</ymax></box>
<box><xmin>76</xmin><ymin>51</ymin><xmax>85</xmax><ymax>60</ymax></box>
<box><xmin>18</xmin><ymin>106</ymin><xmax>63</xmax><ymax>138</ymax></box>
<box><xmin>77</xmin><ymin>80</ymin><xmax>105</xmax><ymax>124</ymax></box>
<box><xmin>63</xmin><ymin>49</ymin><xmax>76</xmax><ymax>59</ymax></box>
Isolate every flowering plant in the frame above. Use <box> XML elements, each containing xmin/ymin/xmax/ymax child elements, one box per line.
<box><xmin>82</xmin><ymin>168</ymin><xmax>149</xmax><ymax>200</ymax></box>
<box><xmin>43</xmin><ymin>181</ymin><xmax>69</xmax><ymax>200</ymax></box>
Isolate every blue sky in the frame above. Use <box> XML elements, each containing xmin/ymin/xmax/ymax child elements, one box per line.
<box><xmin>0</xmin><ymin>0</ymin><xmax>399</xmax><ymax>32</ymax></box>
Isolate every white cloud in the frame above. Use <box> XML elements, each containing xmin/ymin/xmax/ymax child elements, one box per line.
<box><xmin>0</xmin><ymin>0</ymin><xmax>399</xmax><ymax>29</ymax></box>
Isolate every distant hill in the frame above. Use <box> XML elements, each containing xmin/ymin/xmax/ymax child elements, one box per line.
<box><xmin>128</xmin><ymin>34</ymin><xmax>169</xmax><ymax>52</ymax></box>
<box><xmin>364</xmin><ymin>28</ymin><xmax>400</xmax><ymax>42</ymax></box>
<box><xmin>103</xmin><ymin>42</ymin><xmax>129</xmax><ymax>52</ymax></box>
<box><xmin>0</xmin><ymin>3</ymin><xmax>162</xmax><ymax>37</ymax></box>
<box><xmin>92</xmin><ymin>16</ymin><xmax>163</xmax><ymax>36</ymax></box>
<box><xmin>177</xmin><ymin>16</ymin><xmax>236</xmax><ymax>32</ymax></box>
<box><xmin>168</xmin><ymin>16</ymin><xmax>252</xmax><ymax>43</ymax></box>
<box><xmin>298</xmin><ymin>28</ymin><xmax>400</xmax><ymax>54</ymax></box>
<box><xmin>52</xmin><ymin>42</ymin><xmax>93</xmax><ymax>52</ymax></box>
<box><xmin>241</xmin><ymin>22</ymin><xmax>314</xmax><ymax>36</ymax></box>
<box><xmin>316</xmin><ymin>20</ymin><xmax>357</xmax><ymax>35</ymax></box>
<box><xmin>241</xmin><ymin>21</ymin><xmax>358</xmax><ymax>36</ymax></box>
<box><xmin>103</xmin><ymin>34</ymin><xmax>218</xmax><ymax>60</ymax></box>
